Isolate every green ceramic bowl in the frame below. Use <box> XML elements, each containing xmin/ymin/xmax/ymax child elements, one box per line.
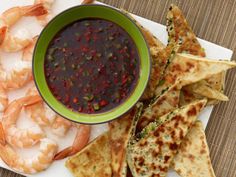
<box><xmin>33</xmin><ymin>4</ymin><xmax>151</xmax><ymax>124</ymax></box>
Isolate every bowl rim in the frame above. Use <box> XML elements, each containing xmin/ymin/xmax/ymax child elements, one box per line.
<box><xmin>33</xmin><ymin>4</ymin><xmax>151</xmax><ymax>124</ymax></box>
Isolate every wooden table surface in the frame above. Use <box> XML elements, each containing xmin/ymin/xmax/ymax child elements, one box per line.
<box><xmin>1</xmin><ymin>0</ymin><xmax>236</xmax><ymax>177</ymax></box>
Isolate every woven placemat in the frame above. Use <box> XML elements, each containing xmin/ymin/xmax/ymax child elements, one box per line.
<box><xmin>1</xmin><ymin>0</ymin><xmax>236</xmax><ymax>177</ymax></box>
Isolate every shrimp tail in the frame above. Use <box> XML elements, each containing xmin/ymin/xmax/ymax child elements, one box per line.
<box><xmin>53</xmin><ymin>146</ymin><xmax>73</xmax><ymax>160</ymax></box>
<box><xmin>54</xmin><ymin>125</ymin><xmax>91</xmax><ymax>160</ymax></box>
<box><xmin>22</xmin><ymin>3</ymin><xmax>48</xmax><ymax>17</ymax></box>
<box><xmin>0</xmin><ymin>26</ymin><xmax>7</xmax><ymax>45</ymax></box>
<box><xmin>82</xmin><ymin>0</ymin><xmax>95</xmax><ymax>4</ymax></box>
<box><xmin>0</xmin><ymin>122</ymin><xmax>6</xmax><ymax>145</ymax></box>
<box><xmin>23</xmin><ymin>95</ymin><xmax>43</xmax><ymax>107</ymax></box>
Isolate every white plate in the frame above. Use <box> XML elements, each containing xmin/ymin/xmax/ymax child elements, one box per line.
<box><xmin>0</xmin><ymin>0</ymin><xmax>233</xmax><ymax>177</ymax></box>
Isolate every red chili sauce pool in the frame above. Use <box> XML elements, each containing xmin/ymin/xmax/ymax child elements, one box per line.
<box><xmin>44</xmin><ymin>18</ymin><xmax>140</xmax><ymax>114</ymax></box>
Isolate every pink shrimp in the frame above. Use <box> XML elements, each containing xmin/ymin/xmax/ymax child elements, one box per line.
<box><xmin>54</xmin><ymin>124</ymin><xmax>91</xmax><ymax>160</ymax></box>
<box><xmin>0</xmin><ymin>60</ymin><xmax>33</xmax><ymax>90</ymax></box>
<box><xmin>0</xmin><ymin>124</ymin><xmax>58</xmax><ymax>174</ymax></box>
<box><xmin>5</xmin><ymin>67</ymin><xmax>33</xmax><ymax>90</ymax></box>
<box><xmin>0</xmin><ymin>36</ymin><xmax>36</xmax><ymax>90</ymax></box>
<box><xmin>25</xmin><ymin>86</ymin><xmax>72</xmax><ymax>136</ymax></box>
<box><xmin>0</xmin><ymin>3</ymin><xmax>47</xmax><ymax>52</ymax></box>
<box><xmin>2</xmin><ymin>95</ymin><xmax>45</xmax><ymax>148</ymax></box>
<box><xmin>51</xmin><ymin>116</ymin><xmax>72</xmax><ymax>137</ymax></box>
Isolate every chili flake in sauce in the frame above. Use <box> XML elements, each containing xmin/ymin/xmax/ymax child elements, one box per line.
<box><xmin>44</xmin><ymin>18</ymin><xmax>140</xmax><ymax>114</ymax></box>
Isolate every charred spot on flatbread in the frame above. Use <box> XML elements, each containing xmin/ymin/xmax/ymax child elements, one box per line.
<box><xmin>155</xmin><ymin>53</ymin><xmax>236</xmax><ymax>98</ymax></box>
<box><xmin>109</xmin><ymin>103</ymin><xmax>143</xmax><ymax>177</ymax></box>
<box><xmin>167</xmin><ymin>4</ymin><xmax>205</xmax><ymax>57</ymax></box>
<box><xmin>66</xmin><ymin>132</ymin><xmax>112</xmax><ymax>177</ymax></box>
<box><xmin>166</xmin><ymin>4</ymin><xmax>227</xmax><ymax>105</ymax></box>
<box><xmin>127</xmin><ymin>99</ymin><xmax>207</xmax><ymax>177</ymax></box>
<box><xmin>137</xmin><ymin>83</ymin><xmax>180</xmax><ymax>132</ymax></box>
<box><xmin>172</xmin><ymin>120</ymin><xmax>216</xmax><ymax>177</ymax></box>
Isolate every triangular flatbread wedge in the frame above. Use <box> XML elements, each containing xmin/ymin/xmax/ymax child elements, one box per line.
<box><xmin>109</xmin><ymin>103</ymin><xmax>143</xmax><ymax>177</ymax></box>
<box><xmin>181</xmin><ymin>71</ymin><xmax>227</xmax><ymax>105</ymax></box>
<box><xmin>167</xmin><ymin>4</ymin><xmax>205</xmax><ymax>57</ymax></box>
<box><xmin>127</xmin><ymin>99</ymin><xmax>207</xmax><ymax>177</ymax></box>
<box><xmin>184</xmin><ymin>80</ymin><xmax>228</xmax><ymax>101</ymax></box>
<box><xmin>66</xmin><ymin>132</ymin><xmax>112</xmax><ymax>177</ymax></box>
<box><xmin>155</xmin><ymin>53</ymin><xmax>236</xmax><ymax>97</ymax></box>
<box><xmin>137</xmin><ymin>83</ymin><xmax>180</xmax><ymax>132</ymax></box>
<box><xmin>172</xmin><ymin>120</ymin><xmax>216</xmax><ymax>177</ymax></box>
<box><xmin>167</xmin><ymin>4</ymin><xmax>226</xmax><ymax>104</ymax></box>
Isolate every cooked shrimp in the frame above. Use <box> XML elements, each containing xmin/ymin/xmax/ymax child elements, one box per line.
<box><xmin>26</xmin><ymin>101</ymin><xmax>56</xmax><ymax>127</ymax></box>
<box><xmin>0</xmin><ymin>3</ymin><xmax>47</xmax><ymax>52</ymax></box>
<box><xmin>0</xmin><ymin>129</ymin><xmax>58</xmax><ymax>174</ymax></box>
<box><xmin>35</xmin><ymin>0</ymin><xmax>55</xmax><ymax>26</ymax></box>
<box><xmin>1</xmin><ymin>36</ymin><xmax>38</xmax><ymax>89</ymax></box>
<box><xmin>2</xmin><ymin>95</ymin><xmax>45</xmax><ymax>148</ymax></box>
<box><xmin>0</xmin><ymin>61</ymin><xmax>33</xmax><ymax>90</ymax></box>
<box><xmin>0</xmin><ymin>28</ymin><xmax>32</xmax><ymax>52</ymax></box>
<box><xmin>51</xmin><ymin>117</ymin><xmax>72</xmax><ymax>137</ymax></box>
<box><xmin>22</xmin><ymin>36</ymin><xmax>38</xmax><ymax>61</ymax></box>
<box><xmin>0</xmin><ymin>33</ymin><xmax>34</xmax><ymax>90</ymax></box>
<box><xmin>25</xmin><ymin>86</ymin><xmax>72</xmax><ymax>136</ymax></box>
<box><xmin>54</xmin><ymin>124</ymin><xmax>91</xmax><ymax>160</ymax></box>
<box><xmin>0</xmin><ymin>83</ymin><xmax>8</xmax><ymax>112</ymax></box>
<box><xmin>25</xmin><ymin>87</ymin><xmax>55</xmax><ymax>126</ymax></box>
<box><xmin>82</xmin><ymin>0</ymin><xmax>95</xmax><ymax>4</ymax></box>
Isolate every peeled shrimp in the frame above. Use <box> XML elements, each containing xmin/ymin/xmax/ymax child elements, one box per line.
<box><xmin>2</xmin><ymin>95</ymin><xmax>45</xmax><ymax>148</ymax></box>
<box><xmin>51</xmin><ymin>116</ymin><xmax>72</xmax><ymax>137</ymax></box>
<box><xmin>0</xmin><ymin>36</ymin><xmax>39</xmax><ymax>90</ymax></box>
<box><xmin>25</xmin><ymin>86</ymin><xmax>72</xmax><ymax>136</ymax></box>
<box><xmin>0</xmin><ymin>61</ymin><xmax>33</xmax><ymax>90</ymax></box>
<box><xmin>54</xmin><ymin>124</ymin><xmax>91</xmax><ymax>160</ymax></box>
<box><xmin>0</xmin><ymin>127</ymin><xmax>58</xmax><ymax>174</ymax></box>
<box><xmin>25</xmin><ymin>86</ymin><xmax>55</xmax><ymax>126</ymax></box>
<box><xmin>0</xmin><ymin>28</ymin><xmax>32</xmax><ymax>52</ymax></box>
<box><xmin>35</xmin><ymin>0</ymin><xmax>55</xmax><ymax>26</ymax></box>
<box><xmin>0</xmin><ymin>3</ymin><xmax>47</xmax><ymax>52</ymax></box>
<box><xmin>0</xmin><ymin>39</ymin><xmax>34</xmax><ymax>90</ymax></box>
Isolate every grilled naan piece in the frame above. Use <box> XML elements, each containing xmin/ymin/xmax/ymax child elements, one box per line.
<box><xmin>122</xmin><ymin>10</ymin><xmax>172</xmax><ymax>100</ymax></box>
<box><xmin>139</xmin><ymin>119</ymin><xmax>216</xmax><ymax>177</ymax></box>
<box><xmin>167</xmin><ymin>4</ymin><xmax>205</xmax><ymax>56</ymax></box>
<box><xmin>137</xmin><ymin>83</ymin><xmax>181</xmax><ymax>132</ymax></box>
<box><xmin>127</xmin><ymin>99</ymin><xmax>207</xmax><ymax>177</ymax></box>
<box><xmin>66</xmin><ymin>132</ymin><xmax>112</xmax><ymax>177</ymax></box>
<box><xmin>167</xmin><ymin>4</ymin><xmax>226</xmax><ymax>104</ymax></box>
<box><xmin>155</xmin><ymin>53</ymin><xmax>236</xmax><ymax>97</ymax></box>
<box><xmin>109</xmin><ymin>103</ymin><xmax>143</xmax><ymax>177</ymax></box>
<box><xmin>183</xmin><ymin>80</ymin><xmax>228</xmax><ymax>101</ymax></box>
<box><xmin>172</xmin><ymin>120</ymin><xmax>216</xmax><ymax>177</ymax></box>
<box><xmin>137</xmin><ymin>52</ymin><xmax>235</xmax><ymax>131</ymax></box>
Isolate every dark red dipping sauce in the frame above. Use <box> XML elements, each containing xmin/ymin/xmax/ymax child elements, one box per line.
<box><xmin>44</xmin><ymin>18</ymin><xmax>140</xmax><ymax>114</ymax></box>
